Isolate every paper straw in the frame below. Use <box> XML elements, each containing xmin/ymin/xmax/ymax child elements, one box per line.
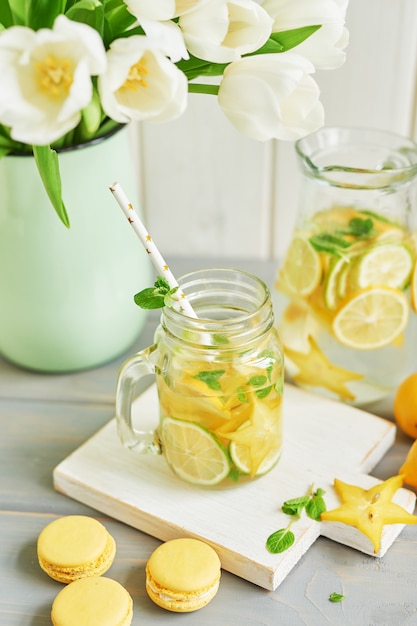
<box><xmin>110</xmin><ymin>182</ymin><xmax>197</xmax><ymax>318</ymax></box>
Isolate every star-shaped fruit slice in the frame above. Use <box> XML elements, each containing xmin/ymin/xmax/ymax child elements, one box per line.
<box><xmin>321</xmin><ymin>475</ymin><xmax>417</xmax><ymax>554</ymax></box>
<box><xmin>219</xmin><ymin>401</ymin><xmax>282</xmax><ymax>477</ymax></box>
<box><xmin>284</xmin><ymin>335</ymin><xmax>363</xmax><ymax>402</ymax></box>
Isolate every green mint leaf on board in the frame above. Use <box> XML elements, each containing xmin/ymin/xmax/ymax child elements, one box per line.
<box><xmin>281</xmin><ymin>495</ymin><xmax>310</xmax><ymax>517</ymax></box>
<box><xmin>193</xmin><ymin>370</ymin><xmax>225</xmax><ymax>391</ymax></box>
<box><xmin>306</xmin><ymin>489</ymin><xmax>327</xmax><ymax>521</ymax></box>
<box><xmin>266</xmin><ymin>528</ymin><xmax>295</xmax><ymax>554</ymax></box>
<box><xmin>329</xmin><ymin>592</ymin><xmax>345</xmax><ymax>603</ymax></box>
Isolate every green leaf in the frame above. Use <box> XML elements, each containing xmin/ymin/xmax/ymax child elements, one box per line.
<box><xmin>0</xmin><ymin>1</ymin><xmax>13</xmax><ymax>28</ymax></box>
<box><xmin>348</xmin><ymin>217</ymin><xmax>374</xmax><ymax>237</ymax></box>
<box><xmin>266</xmin><ymin>528</ymin><xmax>295</xmax><ymax>554</ymax></box>
<box><xmin>133</xmin><ymin>288</ymin><xmax>166</xmax><ymax>309</ymax></box>
<box><xmin>306</xmin><ymin>490</ymin><xmax>327</xmax><ymax>521</ymax></box>
<box><xmin>256</xmin><ymin>386</ymin><xmax>272</xmax><ymax>399</ymax></box>
<box><xmin>248</xmin><ymin>375</ymin><xmax>268</xmax><ymax>387</ymax></box>
<box><xmin>329</xmin><ymin>592</ymin><xmax>345</xmax><ymax>603</ymax></box>
<box><xmin>78</xmin><ymin>89</ymin><xmax>103</xmax><ymax>139</ymax></box>
<box><xmin>309</xmin><ymin>233</ymin><xmax>352</xmax><ymax>256</ymax></box>
<box><xmin>133</xmin><ymin>277</ymin><xmax>177</xmax><ymax>310</ymax></box>
<box><xmin>27</xmin><ymin>0</ymin><xmax>65</xmax><ymax>29</ymax></box>
<box><xmin>212</xmin><ymin>333</ymin><xmax>230</xmax><ymax>345</ymax></box>
<box><xmin>32</xmin><ymin>145</ymin><xmax>70</xmax><ymax>227</ymax></box>
<box><xmin>66</xmin><ymin>0</ymin><xmax>104</xmax><ymax>33</ymax></box>
<box><xmin>237</xmin><ymin>386</ymin><xmax>248</xmax><ymax>403</ymax></box>
<box><xmin>271</xmin><ymin>25</ymin><xmax>322</xmax><ymax>52</ymax></box>
<box><xmin>193</xmin><ymin>370</ymin><xmax>225</xmax><ymax>391</ymax></box>
<box><xmin>281</xmin><ymin>495</ymin><xmax>310</xmax><ymax>517</ymax></box>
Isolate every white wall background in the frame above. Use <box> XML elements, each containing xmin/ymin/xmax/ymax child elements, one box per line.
<box><xmin>129</xmin><ymin>0</ymin><xmax>417</xmax><ymax>260</ymax></box>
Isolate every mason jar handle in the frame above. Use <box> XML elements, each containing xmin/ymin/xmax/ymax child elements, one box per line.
<box><xmin>115</xmin><ymin>346</ymin><xmax>162</xmax><ymax>455</ymax></box>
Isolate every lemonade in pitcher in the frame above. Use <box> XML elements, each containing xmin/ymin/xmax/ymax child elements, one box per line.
<box><xmin>274</xmin><ymin>128</ymin><xmax>417</xmax><ymax>405</ymax></box>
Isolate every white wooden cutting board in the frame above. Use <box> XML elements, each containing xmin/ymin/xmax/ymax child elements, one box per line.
<box><xmin>53</xmin><ymin>384</ymin><xmax>416</xmax><ymax>591</ymax></box>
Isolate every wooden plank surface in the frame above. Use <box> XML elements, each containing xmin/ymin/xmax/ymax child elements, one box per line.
<box><xmin>54</xmin><ymin>384</ymin><xmax>415</xmax><ymax>591</ymax></box>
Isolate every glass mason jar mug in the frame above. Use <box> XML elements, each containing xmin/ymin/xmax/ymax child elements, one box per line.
<box><xmin>116</xmin><ymin>268</ymin><xmax>284</xmax><ymax>487</ymax></box>
<box><xmin>274</xmin><ymin>127</ymin><xmax>417</xmax><ymax>406</ymax></box>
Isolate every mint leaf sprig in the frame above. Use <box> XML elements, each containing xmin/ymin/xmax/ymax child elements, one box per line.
<box><xmin>134</xmin><ymin>276</ymin><xmax>179</xmax><ymax>310</ymax></box>
<box><xmin>309</xmin><ymin>217</ymin><xmax>375</xmax><ymax>258</ymax></box>
<box><xmin>266</xmin><ymin>484</ymin><xmax>327</xmax><ymax>554</ymax></box>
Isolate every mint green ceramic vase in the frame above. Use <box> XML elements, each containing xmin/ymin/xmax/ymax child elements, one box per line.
<box><xmin>0</xmin><ymin>126</ymin><xmax>151</xmax><ymax>372</ymax></box>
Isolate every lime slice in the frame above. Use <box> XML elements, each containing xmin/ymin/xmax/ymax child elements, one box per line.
<box><xmin>280</xmin><ymin>237</ymin><xmax>322</xmax><ymax>296</ymax></box>
<box><xmin>354</xmin><ymin>243</ymin><xmax>413</xmax><ymax>290</ymax></box>
<box><xmin>332</xmin><ymin>287</ymin><xmax>409</xmax><ymax>350</ymax></box>
<box><xmin>161</xmin><ymin>417</ymin><xmax>230</xmax><ymax>486</ymax></box>
<box><xmin>230</xmin><ymin>421</ymin><xmax>282</xmax><ymax>476</ymax></box>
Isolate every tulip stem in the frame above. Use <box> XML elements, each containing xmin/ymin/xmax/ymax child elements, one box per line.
<box><xmin>188</xmin><ymin>83</ymin><xmax>219</xmax><ymax>96</ymax></box>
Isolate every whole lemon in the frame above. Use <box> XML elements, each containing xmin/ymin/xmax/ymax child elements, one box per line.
<box><xmin>394</xmin><ymin>372</ymin><xmax>417</xmax><ymax>439</ymax></box>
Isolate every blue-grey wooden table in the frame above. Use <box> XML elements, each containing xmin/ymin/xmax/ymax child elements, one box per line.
<box><xmin>1</xmin><ymin>258</ymin><xmax>416</xmax><ymax>626</ymax></box>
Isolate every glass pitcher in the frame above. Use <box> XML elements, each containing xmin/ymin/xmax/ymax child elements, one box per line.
<box><xmin>273</xmin><ymin>127</ymin><xmax>417</xmax><ymax>406</ymax></box>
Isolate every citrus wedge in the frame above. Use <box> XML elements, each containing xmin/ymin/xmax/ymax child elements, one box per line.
<box><xmin>332</xmin><ymin>287</ymin><xmax>409</xmax><ymax>350</ymax></box>
<box><xmin>354</xmin><ymin>243</ymin><xmax>413</xmax><ymax>290</ymax></box>
<box><xmin>230</xmin><ymin>425</ymin><xmax>282</xmax><ymax>477</ymax></box>
<box><xmin>280</xmin><ymin>237</ymin><xmax>322</xmax><ymax>296</ymax></box>
<box><xmin>161</xmin><ymin>417</ymin><xmax>230</xmax><ymax>486</ymax></box>
<box><xmin>323</xmin><ymin>257</ymin><xmax>349</xmax><ymax>309</ymax></box>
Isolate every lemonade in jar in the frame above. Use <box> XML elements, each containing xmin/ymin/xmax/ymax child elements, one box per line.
<box><xmin>117</xmin><ymin>268</ymin><xmax>284</xmax><ymax>487</ymax></box>
<box><xmin>274</xmin><ymin>128</ymin><xmax>417</xmax><ymax>405</ymax></box>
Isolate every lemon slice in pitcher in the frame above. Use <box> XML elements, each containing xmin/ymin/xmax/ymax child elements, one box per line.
<box><xmin>354</xmin><ymin>243</ymin><xmax>413</xmax><ymax>289</ymax></box>
<box><xmin>280</xmin><ymin>237</ymin><xmax>322</xmax><ymax>296</ymax></box>
<box><xmin>161</xmin><ymin>417</ymin><xmax>230</xmax><ymax>486</ymax></box>
<box><xmin>332</xmin><ymin>287</ymin><xmax>409</xmax><ymax>350</ymax></box>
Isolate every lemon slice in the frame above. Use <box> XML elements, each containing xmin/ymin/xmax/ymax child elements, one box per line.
<box><xmin>411</xmin><ymin>259</ymin><xmax>417</xmax><ymax>314</ymax></box>
<box><xmin>332</xmin><ymin>287</ymin><xmax>409</xmax><ymax>350</ymax></box>
<box><xmin>323</xmin><ymin>257</ymin><xmax>349</xmax><ymax>309</ymax></box>
<box><xmin>354</xmin><ymin>243</ymin><xmax>413</xmax><ymax>290</ymax></box>
<box><xmin>230</xmin><ymin>423</ymin><xmax>282</xmax><ymax>477</ymax></box>
<box><xmin>280</xmin><ymin>237</ymin><xmax>322</xmax><ymax>296</ymax></box>
<box><xmin>161</xmin><ymin>417</ymin><xmax>230</xmax><ymax>486</ymax></box>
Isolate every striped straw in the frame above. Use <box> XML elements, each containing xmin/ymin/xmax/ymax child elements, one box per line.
<box><xmin>110</xmin><ymin>182</ymin><xmax>197</xmax><ymax>318</ymax></box>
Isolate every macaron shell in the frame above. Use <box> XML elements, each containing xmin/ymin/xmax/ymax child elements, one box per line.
<box><xmin>37</xmin><ymin>516</ymin><xmax>116</xmax><ymax>583</ymax></box>
<box><xmin>146</xmin><ymin>538</ymin><xmax>221</xmax><ymax>612</ymax></box>
<box><xmin>146</xmin><ymin>569</ymin><xmax>219</xmax><ymax>612</ymax></box>
<box><xmin>51</xmin><ymin>576</ymin><xmax>133</xmax><ymax>626</ymax></box>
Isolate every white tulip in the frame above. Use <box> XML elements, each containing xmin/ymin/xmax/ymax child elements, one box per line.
<box><xmin>217</xmin><ymin>53</ymin><xmax>324</xmax><ymax>141</ymax></box>
<box><xmin>98</xmin><ymin>36</ymin><xmax>188</xmax><ymax>124</ymax></box>
<box><xmin>124</xmin><ymin>0</ymin><xmax>209</xmax><ymax>21</ymax></box>
<box><xmin>261</xmin><ymin>0</ymin><xmax>349</xmax><ymax>69</ymax></box>
<box><xmin>139</xmin><ymin>18</ymin><xmax>189</xmax><ymax>62</ymax></box>
<box><xmin>0</xmin><ymin>15</ymin><xmax>107</xmax><ymax>145</ymax></box>
<box><xmin>179</xmin><ymin>0</ymin><xmax>273</xmax><ymax>63</ymax></box>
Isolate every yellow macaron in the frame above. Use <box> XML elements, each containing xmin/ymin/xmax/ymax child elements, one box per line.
<box><xmin>51</xmin><ymin>576</ymin><xmax>133</xmax><ymax>626</ymax></box>
<box><xmin>145</xmin><ymin>538</ymin><xmax>221</xmax><ymax>612</ymax></box>
<box><xmin>37</xmin><ymin>515</ymin><xmax>116</xmax><ymax>583</ymax></box>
